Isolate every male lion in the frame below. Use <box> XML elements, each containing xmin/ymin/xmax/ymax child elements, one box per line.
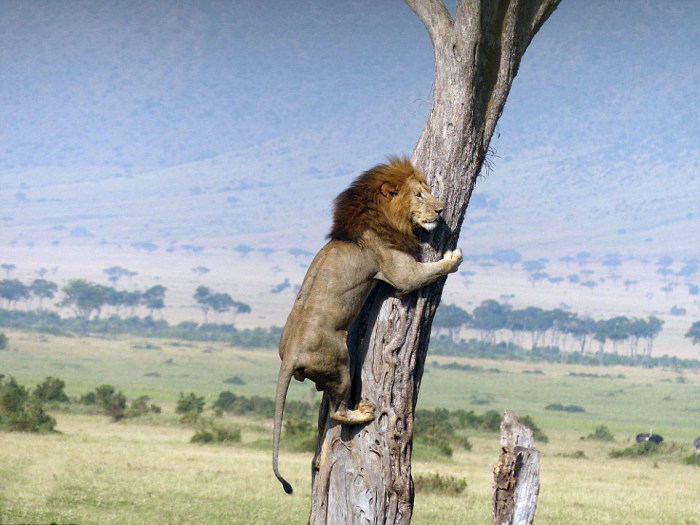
<box><xmin>273</xmin><ymin>157</ymin><xmax>462</xmax><ymax>494</ymax></box>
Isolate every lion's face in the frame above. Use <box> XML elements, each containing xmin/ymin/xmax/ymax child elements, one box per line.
<box><xmin>406</xmin><ymin>177</ymin><xmax>443</xmax><ymax>231</ymax></box>
<box><xmin>388</xmin><ymin>174</ymin><xmax>443</xmax><ymax>234</ymax></box>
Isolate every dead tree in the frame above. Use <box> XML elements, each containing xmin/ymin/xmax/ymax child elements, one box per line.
<box><xmin>493</xmin><ymin>411</ymin><xmax>540</xmax><ymax>525</ymax></box>
<box><xmin>310</xmin><ymin>1</ymin><xmax>560</xmax><ymax>523</ymax></box>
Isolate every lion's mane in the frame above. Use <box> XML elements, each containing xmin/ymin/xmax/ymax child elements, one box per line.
<box><xmin>329</xmin><ymin>157</ymin><xmax>423</xmax><ymax>257</ymax></box>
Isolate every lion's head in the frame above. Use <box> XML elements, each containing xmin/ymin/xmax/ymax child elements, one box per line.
<box><xmin>329</xmin><ymin>157</ymin><xmax>443</xmax><ymax>257</ymax></box>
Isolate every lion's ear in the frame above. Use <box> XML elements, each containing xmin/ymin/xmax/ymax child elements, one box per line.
<box><xmin>380</xmin><ymin>182</ymin><xmax>399</xmax><ymax>198</ymax></box>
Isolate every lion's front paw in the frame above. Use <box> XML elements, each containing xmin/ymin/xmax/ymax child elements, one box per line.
<box><xmin>443</xmin><ymin>248</ymin><xmax>463</xmax><ymax>273</ymax></box>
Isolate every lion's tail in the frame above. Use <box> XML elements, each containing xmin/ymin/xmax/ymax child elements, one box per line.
<box><xmin>273</xmin><ymin>364</ymin><xmax>294</xmax><ymax>494</ymax></box>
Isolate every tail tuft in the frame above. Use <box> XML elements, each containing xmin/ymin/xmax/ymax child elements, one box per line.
<box><xmin>282</xmin><ymin>480</ymin><xmax>293</xmax><ymax>495</ymax></box>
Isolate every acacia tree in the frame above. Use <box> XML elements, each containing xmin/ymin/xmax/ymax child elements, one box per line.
<box><xmin>309</xmin><ymin>1</ymin><xmax>560</xmax><ymax>523</ymax></box>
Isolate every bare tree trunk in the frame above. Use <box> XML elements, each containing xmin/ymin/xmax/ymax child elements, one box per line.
<box><xmin>492</xmin><ymin>411</ymin><xmax>540</xmax><ymax>525</ymax></box>
<box><xmin>310</xmin><ymin>1</ymin><xmax>560</xmax><ymax>523</ymax></box>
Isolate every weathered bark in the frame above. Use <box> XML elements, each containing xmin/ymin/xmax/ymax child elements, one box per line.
<box><xmin>492</xmin><ymin>411</ymin><xmax>540</xmax><ymax>525</ymax></box>
<box><xmin>309</xmin><ymin>1</ymin><xmax>560</xmax><ymax>523</ymax></box>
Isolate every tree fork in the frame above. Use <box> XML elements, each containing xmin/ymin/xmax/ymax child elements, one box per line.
<box><xmin>310</xmin><ymin>1</ymin><xmax>560</xmax><ymax>523</ymax></box>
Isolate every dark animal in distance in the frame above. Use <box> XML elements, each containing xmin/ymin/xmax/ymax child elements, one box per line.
<box><xmin>635</xmin><ymin>431</ymin><xmax>663</xmax><ymax>444</ymax></box>
<box><xmin>694</xmin><ymin>437</ymin><xmax>700</xmax><ymax>451</ymax></box>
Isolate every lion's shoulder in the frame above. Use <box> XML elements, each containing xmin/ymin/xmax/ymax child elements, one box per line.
<box><xmin>329</xmin><ymin>157</ymin><xmax>422</xmax><ymax>257</ymax></box>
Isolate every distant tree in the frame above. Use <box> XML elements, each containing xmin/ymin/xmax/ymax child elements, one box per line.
<box><xmin>193</xmin><ymin>286</ymin><xmax>250</xmax><ymax>324</ymax></box>
<box><xmin>0</xmin><ymin>333</ymin><xmax>7</xmax><ymax>350</ymax></box>
<box><xmin>142</xmin><ymin>285</ymin><xmax>167</xmax><ymax>317</ymax></box>
<box><xmin>602</xmin><ymin>252</ymin><xmax>622</xmax><ymax>272</ymax></box>
<box><xmin>59</xmin><ymin>280</ymin><xmax>111</xmax><ymax>334</ymax></box>
<box><xmin>0</xmin><ymin>279</ymin><xmax>29</xmax><ymax>308</ymax></box>
<box><xmin>490</xmin><ymin>249</ymin><xmax>522</xmax><ymax>267</ymax></box>
<box><xmin>686</xmin><ymin>321</ymin><xmax>700</xmax><ymax>346</ymax></box>
<box><xmin>643</xmin><ymin>316</ymin><xmax>664</xmax><ymax>356</ymax></box>
<box><xmin>471</xmin><ymin>300</ymin><xmax>509</xmax><ymax>343</ymax></box>
<box><xmin>627</xmin><ymin>318</ymin><xmax>649</xmax><ymax>357</ymax></box>
<box><xmin>1</xmin><ymin>264</ymin><xmax>16</xmax><ymax>278</ymax></box>
<box><xmin>593</xmin><ymin>316</ymin><xmax>634</xmax><ymax>354</ymax></box>
<box><xmin>234</xmin><ymin>244</ymin><xmax>254</xmax><ymax>257</ymax></box>
<box><xmin>29</xmin><ymin>279</ymin><xmax>58</xmax><ymax>310</ymax></box>
<box><xmin>433</xmin><ymin>303</ymin><xmax>471</xmax><ymax>340</ymax></box>
<box><xmin>522</xmin><ymin>259</ymin><xmax>547</xmax><ymax>273</ymax></box>
<box><xmin>519</xmin><ymin>306</ymin><xmax>552</xmax><ymax>347</ymax></box>
<box><xmin>194</xmin><ymin>285</ymin><xmax>213</xmax><ymax>323</ymax></box>
<box><xmin>118</xmin><ymin>290</ymin><xmax>142</xmax><ymax>317</ymax></box>
<box><xmin>104</xmin><ymin>266</ymin><xmax>137</xmax><ymax>286</ymax></box>
<box><xmin>564</xmin><ymin>316</ymin><xmax>596</xmax><ymax>353</ymax></box>
<box><xmin>229</xmin><ymin>300</ymin><xmax>251</xmax><ymax>326</ymax></box>
<box><xmin>192</xmin><ymin>266</ymin><xmax>210</xmax><ymax>278</ymax></box>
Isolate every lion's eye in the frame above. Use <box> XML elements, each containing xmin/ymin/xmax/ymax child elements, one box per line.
<box><xmin>417</xmin><ymin>192</ymin><xmax>424</xmax><ymax>200</ymax></box>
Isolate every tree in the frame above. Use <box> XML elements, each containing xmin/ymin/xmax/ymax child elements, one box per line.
<box><xmin>471</xmin><ymin>299</ymin><xmax>509</xmax><ymax>343</ymax></box>
<box><xmin>142</xmin><ymin>285</ymin><xmax>167</xmax><ymax>317</ymax></box>
<box><xmin>29</xmin><ymin>279</ymin><xmax>58</xmax><ymax>310</ymax></box>
<box><xmin>1</xmin><ymin>264</ymin><xmax>16</xmax><ymax>278</ymax></box>
<box><xmin>432</xmin><ymin>303</ymin><xmax>471</xmax><ymax>340</ymax></box>
<box><xmin>0</xmin><ymin>279</ymin><xmax>29</xmax><ymax>308</ymax></box>
<box><xmin>309</xmin><ymin>2</ymin><xmax>560</xmax><ymax>523</ymax></box>
<box><xmin>194</xmin><ymin>285</ymin><xmax>213</xmax><ymax>323</ymax></box>
<box><xmin>59</xmin><ymin>280</ymin><xmax>111</xmax><ymax>334</ymax></box>
<box><xmin>686</xmin><ymin>321</ymin><xmax>700</xmax><ymax>346</ymax></box>
<box><xmin>643</xmin><ymin>316</ymin><xmax>663</xmax><ymax>356</ymax></box>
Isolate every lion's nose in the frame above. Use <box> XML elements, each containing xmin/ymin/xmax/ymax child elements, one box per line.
<box><xmin>435</xmin><ymin>203</ymin><xmax>444</xmax><ymax>214</ymax></box>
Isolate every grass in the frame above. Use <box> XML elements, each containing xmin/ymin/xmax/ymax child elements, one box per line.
<box><xmin>1</xmin><ymin>329</ymin><xmax>700</xmax><ymax>524</ymax></box>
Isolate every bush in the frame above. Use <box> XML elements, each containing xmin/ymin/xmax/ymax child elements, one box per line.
<box><xmin>414</xmin><ymin>472</ymin><xmax>467</xmax><ymax>496</ymax></box>
<box><xmin>481</xmin><ymin>410</ymin><xmax>502</xmax><ymax>432</ymax></box>
<box><xmin>176</xmin><ymin>392</ymin><xmax>205</xmax><ymax>423</ymax></box>
<box><xmin>610</xmin><ymin>440</ymin><xmax>662</xmax><ymax>458</ymax></box>
<box><xmin>0</xmin><ymin>332</ymin><xmax>7</xmax><ymax>350</ymax></box>
<box><xmin>191</xmin><ymin>421</ymin><xmax>241</xmax><ymax>445</ymax></box>
<box><xmin>283</xmin><ymin>418</ymin><xmax>317</xmax><ymax>452</ymax></box>
<box><xmin>33</xmin><ymin>376</ymin><xmax>69</xmax><ymax>403</ymax></box>
<box><xmin>78</xmin><ymin>384</ymin><xmax>147</xmax><ymax>421</ymax></box>
<box><xmin>545</xmin><ymin>403</ymin><xmax>585</xmax><ymax>413</ymax></box>
<box><xmin>585</xmin><ymin>425</ymin><xmax>615</xmax><ymax>441</ymax></box>
<box><xmin>124</xmin><ymin>395</ymin><xmax>161</xmax><ymax>418</ymax></box>
<box><xmin>0</xmin><ymin>375</ymin><xmax>56</xmax><ymax>433</ymax></box>
<box><xmin>683</xmin><ymin>454</ymin><xmax>700</xmax><ymax>467</ymax></box>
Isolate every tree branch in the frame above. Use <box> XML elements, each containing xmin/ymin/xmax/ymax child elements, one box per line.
<box><xmin>404</xmin><ymin>0</ymin><xmax>453</xmax><ymax>51</ymax></box>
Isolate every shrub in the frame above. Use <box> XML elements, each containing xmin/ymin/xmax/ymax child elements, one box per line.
<box><xmin>176</xmin><ymin>392</ymin><xmax>205</xmax><ymax>423</ymax></box>
<box><xmin>0</xmin><ymin>375</ymin><xmax>56</xmax><ymax>433</ymax></box>
<box><xmin>283</xmin><ymin>418</ymin><xmax>317</xmax><ymax>452</ymax></box>
<box><xmin>124</xmin><ymin>395</ymin><xmax>161</xmax><ymax>418</ymax></box>
<box><xmin>191</xmin><ymin>421</ymin><xmax>241</xmax><ymax>445</ymax></box>
<box><xmin>610</xmin><ymin>440</ymin><xmax>662</xmax><ymax>458</ymax></box>
<box><xmin>545</xmin><ymin>403</ymin><xmax>585</xmax><ymax>413</ymax></box>
<box><xmin>0</xmin><ymin>333</ymin><xmax>7</xmax><ymax>350</ymax></box>
<box><xmin>585</xmin><ymin>425</ymin><xmax>615</xmax><ymax>441</ymax></box>
<box><xmin>481</xmin><ymin>410</ymin><xmax>502</xmax><ymax>432</ymax></box>
<box><xmin>33</xmin><ymin>376</ymin><xmax>69</xmax><ymax>403</ymax></box>
<box><xmin>683</xmin><ymin>454</ymin><xmax>700</xmax><ymax>467</ymax></box>
<box><xmin>223</xmin><ymin>376</ymin><xmax>245</xmax><ymax>385</ymax></box>
<box><xmin>414</xmin><ymin>472</ymin><xmax>467</xmax><ymax>496</ymax></box>
<box><xmin>78</xmin><ymin>384</ymin><xmax>128</xmax><ymax>421</ymax></box>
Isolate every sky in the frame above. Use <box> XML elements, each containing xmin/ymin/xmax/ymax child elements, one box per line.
<box><xmin>1</xmin><ymin>0</ymin><xmax>698</xmax><ymax>261</ymax></box>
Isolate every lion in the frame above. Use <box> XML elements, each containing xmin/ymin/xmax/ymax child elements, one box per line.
<box><xmin>273</xmin><ymin>157</ymin><xmax>462</xmax><ymax>494</ymax></box>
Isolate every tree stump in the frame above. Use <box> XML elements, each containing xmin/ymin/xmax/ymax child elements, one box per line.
<box><xmin>492</xmin><ymin>411</ymin><xmax>540</xmax><ymax>525</ymax></box>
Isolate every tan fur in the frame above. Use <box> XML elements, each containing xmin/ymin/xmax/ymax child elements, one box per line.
<box><xmin>272</xmin><ymin>158</ymin><xmax>462</xmax><ymax>494</ymax></box>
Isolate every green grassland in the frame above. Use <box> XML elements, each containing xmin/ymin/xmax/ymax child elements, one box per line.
<box><xmin>1</xmin><ymin>329</ymin><xmax>700</xmax><ymax>524</ymax></box>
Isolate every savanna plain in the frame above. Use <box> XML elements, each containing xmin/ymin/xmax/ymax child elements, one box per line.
<box><xmin>1</xmin><ymin>330</ymin><xmax>699</xmax><ymax>524</ymax></box>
